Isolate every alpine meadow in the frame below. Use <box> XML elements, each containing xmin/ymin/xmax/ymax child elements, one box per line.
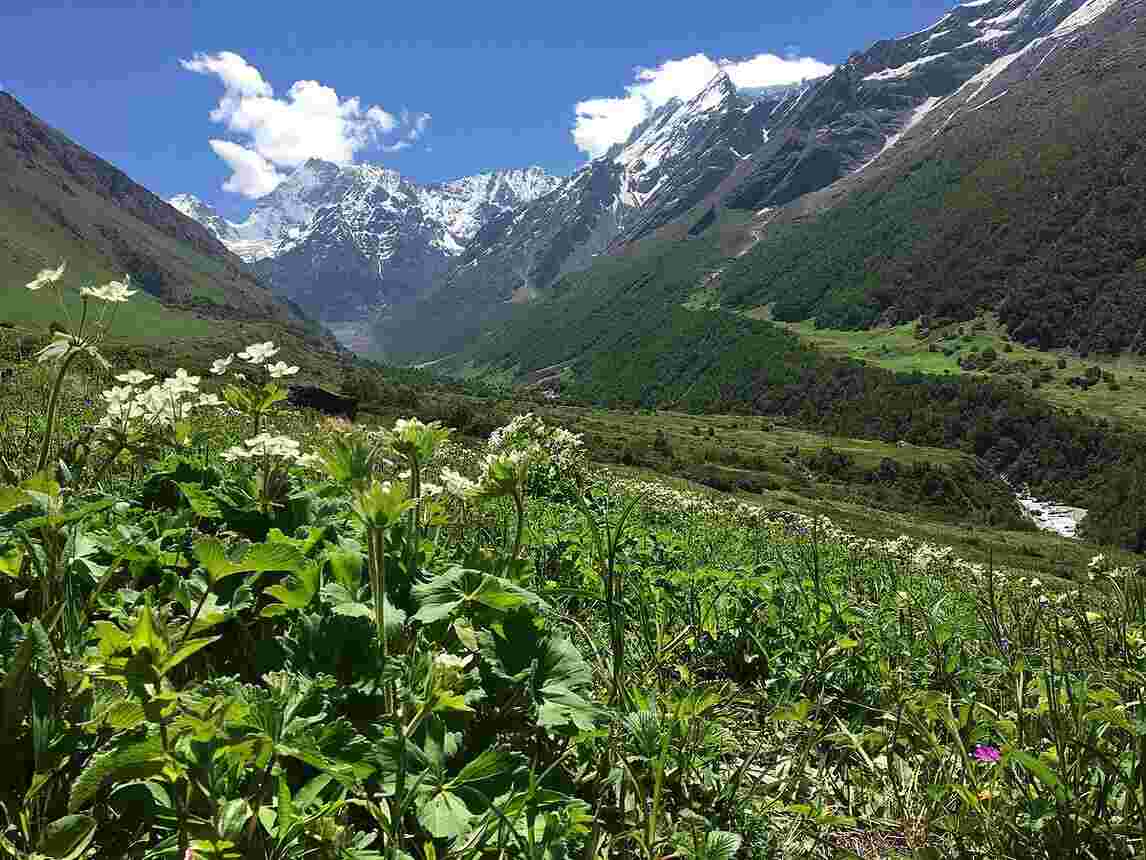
<box><xmin>4</xmin><ymin>1</ymin><xmax>1146</xmax><ymax>858</ymax></box>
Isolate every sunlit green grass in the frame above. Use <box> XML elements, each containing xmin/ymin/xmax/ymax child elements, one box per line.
<box><xmin>783</xmin><ymin>314</ymin><xmax>1146</xmax><ymax>425</ymax></box>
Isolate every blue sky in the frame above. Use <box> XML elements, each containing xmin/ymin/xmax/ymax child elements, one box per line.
<box><xmin>2</xmin><ymin>0</ymin><xmax>957</xmax><ymax>219</ymax></box>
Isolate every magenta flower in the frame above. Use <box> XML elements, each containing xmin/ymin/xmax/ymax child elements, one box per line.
<box><xmin>973</xmin><ymin>745</ymin><xmax>1001</xmax><ymax>763</ymax></box>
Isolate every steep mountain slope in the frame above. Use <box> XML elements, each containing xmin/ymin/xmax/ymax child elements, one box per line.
<box><xmin>423</xmin><ymin>0</ymin><xmax>1143</xmax><ymax>401</ymax></box>
<box><xmin>714</xmin><ymin>0</ymin><xmax>1146</xmax><ymax>354</ymax></box>
<box><xmin>0</xmin><ymin>93</ymin><xmax>300</xmax><ymax>326</ymax></box>
<box><xmin>374</xmin><ymin>73</ymin><xmax>802</xmax><ymax>360</ymax></box>
<box><xmin>725</xmin><ymin>0</ymin><xmax>1126</xmax><ymax>211</ymax></box>
<box><xmin>172</xmin><ymin>163</ymin><xmax>561</xmax><ymax>342</ymax></box>
<box><xmin>376</xmin><ymin>0</ymin><xmax>1133</xmax><ymax>365</ymax></box>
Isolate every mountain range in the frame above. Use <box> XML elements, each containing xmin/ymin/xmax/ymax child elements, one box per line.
<box><xmin>5</xmin><ymin>0</ymin><xmax>1142</xmax><ymax>389</ymax></box>
<box><xmin>170</xmin><ymin>164</ymin><xmax>561</xmax><ymax>349</ymax></box>
<box><xmin>369</xmin><ymin>0</ymin><xmax>1141</xmax><ymax>365</ymax></box>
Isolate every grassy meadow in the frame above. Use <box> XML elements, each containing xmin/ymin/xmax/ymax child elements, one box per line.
<box><xmin>784</xmin><ymin>315</ymin><xmax>1146</xmax><ymax>426</ymax></box>
<box><xmin>2</xmin><ymin>277</ymin><xmax>1146</xmax><ymax>859</ymax></box>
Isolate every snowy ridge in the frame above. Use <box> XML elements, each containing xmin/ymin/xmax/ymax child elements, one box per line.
<box><xmin>173</xmin><ymin>162</ymin><xmax>562</xmax><ymax>265</ymax></box>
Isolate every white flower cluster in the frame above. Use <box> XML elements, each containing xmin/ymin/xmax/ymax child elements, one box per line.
<box><xmin>221</xmin><ymin>433</ymin><xmax>307</xmax><ymax>463</ymax></box>
<box><xmin>211</xmin><ymin>342</ymin><xmax>298</xmax><ymax>378</ymax></box>
<box><xmin>99</xmin><ymin>368</ymin><xmax>218</xmax><ymax>431</ymax></box>
<box><xmin>440</xmin><ymin>467</ymin><xmax>478</xmax><ymax>499</ymax></box>
<box><xmin>79</xmin><ymin>278</ymin><xmax>136</xmax><ymax>303</ymax></box>
<box><xmin>604</xmin><ymin>473</ymin><xmax>1010</xmax><ymax>585</ymax></box>
<box><xmin>26</xmin><ymin>260</ymin><xmax>137</xmax><ymax>303</ymax></box>
<box><xmin>487</xmin><ymin>413</ymin><xmax>587</xmax><ymax>488</ymax></box>
<box><xmin>25</xmin><ymin>261</ymin><xmax>67</xmax><ymax>291</ymax></box>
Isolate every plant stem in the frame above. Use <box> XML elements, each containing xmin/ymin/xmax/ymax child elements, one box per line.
<box><xmin>87</xmin><ymin>442</ymin><xmax>124</xmax><ymax>487</ymax></box>
<box><xmin>36</xmin><ymin>349</ymin><xmax>82</xmax><ymax>474</ymax></box>
<box><xmin>370</xmin><ymin>525</ymin><xmax>391</xmax><ymax>711</ymax></box>
<box><xmin>511</xmin><ymin>488</ymin><xmax>525</xmax><ymax>561</ymax></box>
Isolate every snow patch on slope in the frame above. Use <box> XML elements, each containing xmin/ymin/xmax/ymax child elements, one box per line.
<box><xmin>865</xmin><ymin>53</ymin><xmax>950</xmax><ymax>81</ymax></box>
<box><xmin>1052</xmin><ymin>0</ymin><xmax>1120</xmax><ymax>35</ymax></box>
<box><xmin>986</xmin><ymin>0</ymin><xmax>1031</xmax><ymax>25</ymax></box>
<box><xmin>856</xmin><ymin>96</ymin><xmax>943</xmax><ymax>171</ymax></box>
<box><xmin>956</xmin><ymin>28</ymin><xmax>1014</xmax><ymax>48</ymax></box>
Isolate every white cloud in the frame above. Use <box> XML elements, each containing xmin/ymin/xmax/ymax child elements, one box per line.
<box><xmin>208</xmin><ymin>140</ymin><xmax>284</xmax><ymax>198</ymax></box>
<box><xmin>572</xmin><ymin>51</ymin><xmax>835</xmax><ymax>158</ymax></box>
<box><xmin>182</xmin><ymin>51</ymin><xmax>428</xmax><ymax>197</ymax></box>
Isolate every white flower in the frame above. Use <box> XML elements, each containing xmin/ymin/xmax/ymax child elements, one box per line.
<box><xmin>267</xmin><ymin>360</ymin><xmax>299</xmax><ymax>379</ymax></box>
<box><xmin>238</xmin><ymin>341</ymin><xmax>279</xmax><ymax>365</ymax></box>
<box><xmin>115</xmin><ymin>369</ymin><xmax>154</xmax><ymax>385</ymax></box>
<box><xmin>420</xmin><ymin>482</ymin><xmax>444</xmax><ymax>499</ymax></box>
<box><xmin>25</xmin><ymin>260</ymin><xmax>66</xmax><ymax>290</ymax></box>
<box><xmin>34</xmin><ymin>331</ymin><xmax>109</xmax><ymax>368</ymax></box>
<box><xmin>102</xmin><ymin>386</ymin><xmax>135</xmax><ymax>408</ymax></box>
<box><xmin>234</xmin><ymin>372</ymin><xmax>247</xmax><ymax>381</ymax></box>
<box><xmin>80</xmin><ymin>277</ymin><xmax>136</xmax><ymax>302</ymax></box>
<box><xmin>135</xmin><ymin>385</ymin><xmax>176</xmax><ymax>425</ymax></box>
<box><xmin>163</xmin><ymin>368</ymin><xmax>201</xmax><ymax>396</ymax></box>
<box><xmin>296</xmin><ymin>452</ymin><xmax>324</xmax><ymax>470</ymax></box>
<box><xmin>226</xmin><ymin>433</ymin><xmax>302</xmax><ymax>462</ymax></box>
<box><xmin>210</xmin><ymin>354</ymin><xmax>235</xmax><ymax>375</ymax></box>
<box><xmin>196</xmin><ymin>393</ymin><xmax>222</xmax><ymax>407</ymax></box>
<box><xmin>433</xmin><ymin>651</ymin><xmax>471</xmax><ymax>692</ymax></box>
<box><xmin>441</xmin><ymin>467</ymin><xmax>478</xmax><ymax>499</ymax></box>
<box><xmin>220</xmin><ymin>445</ymin><xmax>252</xmax><ymax>462</ymax></box>
<box><xmin>434</xmin><ymin>652</ymin><xmax>469</xmax><ymax>671</ymax></box>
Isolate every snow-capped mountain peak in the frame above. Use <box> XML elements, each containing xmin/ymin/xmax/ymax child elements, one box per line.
<box><xmin>167</xmin><ymin>194</ymin><xmax>237</xmax><ymax>242</ymax></box>
<box><xmin>170</xmin><ymin>161</ymin><xmax>562</xmax><ymax>330</ymax></box>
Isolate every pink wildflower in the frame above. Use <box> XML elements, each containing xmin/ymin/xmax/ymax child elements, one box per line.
<box><xmin>973</xmin><ymin>745</ymin><xmax>1000</xmax><ymax>763</ymax></box>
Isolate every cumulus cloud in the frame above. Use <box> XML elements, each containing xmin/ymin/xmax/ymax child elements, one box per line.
<box><xmin>208</xmin><ymin>140</ymin><xmax>284</xmax><ymax>198</ymax></box>
<box><xmin>573</xmin><ymin>51</ymin><xmax>835</xmax><ymax>158</ymax></box>
<box><xmin>182</xmin><ymin>51</ymin><xmax>428</xmax><ymax>197</ymax></box>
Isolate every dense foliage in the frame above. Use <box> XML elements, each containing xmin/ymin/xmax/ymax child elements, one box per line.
<box><xmin>5</xmin><ymin>266</ymin><xmax>1146</xmax><ymax>860</ymax></box>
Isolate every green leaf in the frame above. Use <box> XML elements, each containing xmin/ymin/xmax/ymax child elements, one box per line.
<box><xmin>159</xmin><ymin>636</ymin><xmax>220</xmax><ymax>676</ymax></box>
<box><xmin>3</xmin><ymin>619</ymin><xmax>52</xmax><ymax>733</ymax></box>
<box><xmin>262</xmin><ymin>562</ymin><xmax>321</xmax><ymax>616</ymax></box>
<box><xmin>178</xmin><ymin>482</ymin><xmax>223</xmax><ymax>519</ymax></box>
<box><xmin>327</xmin><ymin>542</ymin><xmax>365</xmax><ymax>590</ymax></box>
<box><xmin>478</xmin><ymin>612</ymin><xmax>596</xmax><ymax>733</ymax></box>
<box><xmin>536</xmin><ymin>635</ymin><xmax>596</xmax><ymax>733</ymax></box>
<box><xmin>195</xmin><ymin>537</ymin><xmax>306</xmax><ymax>584</ymax></box>
<box><xmin>217</xmin><ymin>798</ymin><xmax>253</xmax><ymax>841</ymax></box>
<box><xmin>413</xmin><ymin>567</ymin><xmax>543</xmax><ymax>624</ymax></box>
<box><xmin>373</xmin><ymin>736</ymin><xmax>431</xmax><ymax>795</ymax></box>
<box><xmin>773</xmin><ymin>700</ymin><xmax>814</xmax><ymax>723</ymax></box>
<box><xmin>294</xmin><ymin>773</ymin><xmax>334</xmax><ymax>810</ymax></box>
<box><xmin>70</xmin><ymin>735</ymin><xmax>166</xmax><ymax>812</ymax></box>
<box><xmin>0</xmin><ymin>485</ymin><xmax>33</xmax><ymax>513</ymax></box>
<box><xmin>87</xmin><ymin>700</ymin><xmax>147</xmax><ymax>732</ymax></box>
<box><xmin>1006</xmin><ymin>749</ymin><xmax>1061</xmax><ymax>790</ymax></box>
<box><xmin>0</xmin><ymin>543</ymin><xmax>23</xmax><ymax>578</ymax></box>
<box><xmin>35</xmin><ymin>814</ymin><xmax>97</xmax><ymax>859</ymax></box>
<box><xmin>130</xmin><ymin>605</ymin><xmax>166</xmax><ymax>660</ymax></box>
<box><xmin>450</xmin><ymin>749</ymin><xmax>515</xmax><ymax>788</ymax></box>
<box><xmin>276</xmin><ymin>770</ymin><xmax>295</xmax><ymax>834</ymax></box>
<box><xmin>240</xmin><ymin>541</ymin><xmax>307</xmax><ymax>573</ymax></box>
<box><xmin>0</xmin><ymin>609</ymin><xmax>24</xmax><ymax>673</ymax></box>
<box><xmin>19</xmin><ymin>499</ymin><xmax>116</xmax><ymax>532</ymax></box>
<box><xmin>417</xmin><ymin>789</ymin><xmax>473</xmax><ymax>839</ymax></box>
